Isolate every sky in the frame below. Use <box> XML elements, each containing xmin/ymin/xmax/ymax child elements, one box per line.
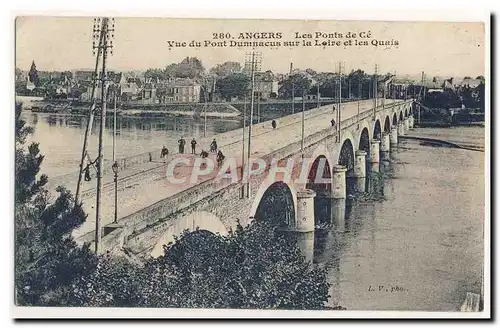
<box><xmin>15</xmin><ymin>16</ymin><xmax>485</xmax><ymax>78</ymax></box>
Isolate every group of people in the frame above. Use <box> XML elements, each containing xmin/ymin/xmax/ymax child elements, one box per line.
<box><xmin>159</xmin><ymin>137</ymin><xmax>225</xmax><ymax>167</ymax></box>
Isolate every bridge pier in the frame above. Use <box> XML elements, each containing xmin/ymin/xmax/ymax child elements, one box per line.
<box><xmin>398</xmin><ymin>122</ymin><xmax>405</xmax><ymax>136</ymax></box>
<box><xmin>409</xmin><ymin>116</ymin><xmax>414</xmax><ymax>129</ymax></box>
<box><xmin>380</xmin><ymin>133</ymin><xmax>390</xmax><ymax>160</ymax></box>
<box><xmin>293</xmin><ymin>189</ymin><xmax>316</xmax><ymax>262</ymax></box>
<box><xmin>370</xmin><ymin>139</ymin><xmax>380</xmax><ymax>164</ymax></box>
<box><xmin>404</xmin><ymin>118</ymin><xmax>410</xmax><ymax>131</ymax></box>
<box><xmin>354</xmin><ymin>150</ymin><xmax>367</xmax><ymax>193</ymax></box>
<box><xmin>390</xmin><ymin>126</ymin><xmax>398</xmax><ymax>146</ymax></box>
<box><xmin>331</xmin><ymin>165</ymin><xmax>347</xmax><ymax>232</ymax></box>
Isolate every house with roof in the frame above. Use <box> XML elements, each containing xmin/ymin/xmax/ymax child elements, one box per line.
<box><xmin>153</xmin><ymin>78</ymin><xmax>201</xmax><ymax>103</ymax></box>
<box><xmin>255</xmin><ymin>71</ymin><xmax>279</xmax><ymax>99</ymax></box>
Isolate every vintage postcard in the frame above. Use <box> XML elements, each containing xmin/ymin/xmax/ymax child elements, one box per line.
<box><xmin>13</xmin><ymin>15</ymin><xmax>489</xmax><ymax>319</ymax></box>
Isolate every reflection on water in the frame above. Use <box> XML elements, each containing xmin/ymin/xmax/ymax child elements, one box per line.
<box><xmin>21</xmin><ymin>112</ymin><xmax>242</xmax><ymax>178</ymax></box>
<box><xmin>308</xmin><ymin>133</ymin><xmax>484</xmax><ymax>311</ymax></box>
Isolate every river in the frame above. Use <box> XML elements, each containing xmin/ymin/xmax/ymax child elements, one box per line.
<box><xmin>20</xmin><ymin>104</ymin><xmax>485</xmax><ymax>311</ymax></box>
<box><xmin>322</xmin><ymin>129</ymin><xmax>484</xmax><ymax>311</ymax></box>
<box><xmin>21</xmin><ymin>111</ymin><xmax>242</xmax><ymax>178</ymax></box>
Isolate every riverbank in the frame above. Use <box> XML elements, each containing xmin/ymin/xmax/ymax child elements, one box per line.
<box><xmin>16</xmin><ymin>97</ymin><xmax>242</xmax><ymax>118</ymax></box>
<box><xmin>404</xmin><ymin>126</ymin><xmax>485</xmax><ymax>151</ymax></box>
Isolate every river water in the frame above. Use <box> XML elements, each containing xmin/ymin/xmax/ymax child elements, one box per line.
<box><xmin>20</xmin><ymin>104</ymin><xmax>485</xmax><ymax>311</ymax></box>
<box><xmin>321</xmin><ymin>131</ymin><xmax>485</xmax><ymax>311</ymax></box>
<box><xmin>21</xmin><ymin>112</ymin><xmax>241</xmax><ymax>178</ymax></box>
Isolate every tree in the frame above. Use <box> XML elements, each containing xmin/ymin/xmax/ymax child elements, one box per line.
<box><xmin>216</xmin><ymin>73</ymin><xmax>250</xmax><ymax>100</ymax></box>
<box><xmin>210</xmin><ymin>61</ymin><xmax>242</xmax><ymax>77</ymax></box>
<box><xmin>164</xmin><ymin>63</ymin><xmax>178</xmax><ymax>79</ymax></box>
<box><xmin>69</xmin><ymin>219</ymin><xmax>332</xmax><ymax>309</ymax></box>
<box><xmin>163</xmin><ymin>57</ymin><xmax>205</xmax><ymax>79</ymax></box>
<box><xmin>279</xmin><ymin>73</ymin><xmax>313</xmax><ymax>98</ymax></box>
<box><xmin>477</xmin><ymin>81</ymin><xmax>485</xmax><ymax>112</ymax></box>
<box><xmin>28</xmin><ymin>61</ymin><xmax>39</xmax><ymax>87</ymax></box>
<box><xmin>176</xmin><ymin>57</ymin><xmax>205</xmax><ymax>79</ymax></box>
<box><xmin>15</xmin><ymin>102</ymin><xmax>96</xmax><ymax>306</ymax></box>
<box><xmin>144</xmin><ymin>68</ymin><xmax>165</xmax><ymax>81</ymax></box>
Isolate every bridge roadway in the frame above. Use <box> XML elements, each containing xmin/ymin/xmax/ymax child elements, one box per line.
<box><xmin>53</xmin><ymin>99</ymin><xmax>404</xmax><ymax>241</ymax></box>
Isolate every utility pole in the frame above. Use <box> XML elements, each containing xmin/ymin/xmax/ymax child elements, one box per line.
<box><xmin>75</xmin><ymin>18</ymin><xmax>106</xmax><ymax>206</ymax></box>
<box><xmin>203</xmin><ymin>76</ymin><xmax>209</xmax><ymax>137</ymax></box>
<box><xmin>245</xmin><ymin>51</ymin><xmax>262</xmax><ymax>197</ymax></box>
<box><xmin>337</xmin><ymin>62</ymin><xmax>344</xmax><ymax>143</ymax></box>
<box><xmin>112</xmin><ymin>86</ymin><xmax>118</xmax><ymax>225</ymax></box>
<box><xmin>241</xmin><ymin>94</ymin><xmax>246</xmax><ymax>198</ymax></box>
<box><xmin>257</xmin><ymin>79</ymin><xmax>261</xmax><ymax>123</ymax></box>
<box><xmin>357</xmin><ymin>80</ymin><xmax>361</xmax><ymax>128</ymax></box>
<box><xmin>373</xmin><ymin>64</ymin><xmax>378</xmax><ymax>120</ymax></box>
<box><xmin>94</xmin><ymin>17</ymin><xmax>114</xmax><ymax>254</ymax></box>
<box><xmin>421</xmin><ymin>71</ymin><xmax>426</xmax><ymax>102</ymax></box>
<box><xmin>348</xmin><ymin>78</ymin><xmax>351</xmax><ymax>100</ymax></box>
<box><xmin>301</xmin><ymin>88</ymin><xmax>305</xmax><ymax>154</ymax></box>
<box><xmin>290</xmin><ymin>62</ymin><xmax>295</xmax><ymax>114</ymax></box>
<box><xmin>316</xmin><ymin>81</ymin><xmax>320</xmax><ymax>108</ymax></box>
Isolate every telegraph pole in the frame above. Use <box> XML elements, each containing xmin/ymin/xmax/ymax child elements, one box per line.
<box><xmin>373</xmin><ymin>64</ymin><xmax>378</xmax><ymax>120</ymax></box>
<box><xmin>316</xmin><ymin>82</ymin><xmax>320</xmax><ymax>108</ymax></box>
<box><xmin>257</xmin><ymin>79</ymin><xmax>261</xmax><ymax>123</ymax></box>
<box><xmin>290</xmin><ymin>62</ymin><xmax>295</xmax><ymax>114</ymax></box>
<box><xmin>241</xmin><ymin>94</ymin><xmax>246</xmax><ymax>198</ymax></box>
<box><xmin>348</xmin><ymin>78</ymin><xmax>351</xmax><ymax>100</ymax></box>
<box><xmin>203</xmin><ymin>76</ymin><xmax>209</xmax><ymax>137</ymax></box>
<box><xmin>245</xmin><ymin>51</ymin><xmax>262</xmax><ymax>197</ymax></box>
<box><xmin>301</xmin><ymin>88</ymin><xmax>306</xmax><ymax>153</ymax></box>
<box><xmin>357</xmin><ymin>80</ymin><xmax>361</xmax><ymax>128</ymax></box>
<box><xmin>337</xmin><ymin>62</ymin><xmax>344</xmax><ymax>142</ymax></box>
<box><xmin>94</xmin><ymin>17</ymin><xmax>114</xmax><ymax>254</ymax></box>
<box><xmin>75</xmin><ymin>18</ymin><xmax>105</xmax><ymax>206</ymax></box>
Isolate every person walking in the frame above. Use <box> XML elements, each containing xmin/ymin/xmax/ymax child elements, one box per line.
<box><xmin>271</xmin><ymin>120</ymin><xmax>277</xmax><ymax>129</ymax></box>
<box><xmin>216</xmin><ymin>149</ymin><xmax>225</xmax><ymax>167</ymax></box>
<box><xmin>161</xmin><ymin>145</ymin><xmax>169</xmax><ymax>158</ymax></box>
<box><xmin>191</xmin><ymin>138</ymin><xmax>197</xmax><ymax>154</ymax></box>
<box><xmin>330</xmin><ymin>118</ymin><xmax>336</xmax><ymax>127</ymax></box>
<box><xmin>178</xmin><ymin>137</ymin><xmax>186</xmax><ymax>154</ymax></box>
<box><xmin>200</xmin><ymin>149</ymin><xmax>209</xmax><ymax>169</ymax></box>
<box><xmin>210</xmin><ymin>138</ymin><xmax>218</xmax><ymax>153</ymax></box>
<box><xmin>83</xmin><ymin>156</ymin><xmax>97</xmax><ymax>182</ymax></box>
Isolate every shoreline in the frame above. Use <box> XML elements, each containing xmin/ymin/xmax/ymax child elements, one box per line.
<box><xmin>403</xmin><ymin>126</ymin><xmax>485</xmax><ymax>152</ymax></box>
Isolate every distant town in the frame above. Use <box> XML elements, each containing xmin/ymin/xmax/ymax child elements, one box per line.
<box><xmin>15</xmin><ymin>56</ymin><xmax>485</xmax><ymax>117</ymax></box>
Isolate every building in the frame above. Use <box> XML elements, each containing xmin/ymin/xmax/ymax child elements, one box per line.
<box><xmin>170</xmin><ymin>78</ymin><xmax>201</xmax><ymax>103</ymax></box>
<box><xmin>74</xmin><ymin>70</ymin><xmax>95</xmax><ymax>83</ymax></box>
<box><xmin>255</xmin><ymin>80</ymin><xmax>279</xmax><ymax>99</ymax></box>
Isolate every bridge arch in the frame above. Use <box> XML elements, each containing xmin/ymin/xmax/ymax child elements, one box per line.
<box><xmin>338</xmin><ymin>138</ymin><xmax>355</xmax><ymax>194</ymax></box>
<box><xmin>253</xmin><ymin>181</ymin><xmax>296</xmax><ymax>228</ymax></box>
<box><xmin>392</xmin><ymin>112</ymin><xmax>398</xmax><ymax>126</ymax></box>
<box><xmin>358</xmin><ymin>127</ymin><xmax>370</xmax><ymax>154</ymax></box>
<box><xmin>405</xmin><ymin>108</ymin><xmax>408</xmax><ymax>118</ymax></box>
<box><xmin>306</xmin><ymin>155</ymin><xmax>332</xmax><ymax>227</ymax></box>
<box><xmin>399</xmin><ymin>111</ymin><xmax>404</xmax><ymax>122</ymax></box>
<box><xmin>373</xmin><ymin>119</ymin><xmax>382</xmax><ymax>140</ymax></box>
<box><xmin>384</xmin><ymin>116</ymin><xmax>391</xmax><ymax>133</ymax></box>
<box><xmin>150</xmin><ymin>211</ymin><xmax>228</xmax><ymax>258</ymax></box>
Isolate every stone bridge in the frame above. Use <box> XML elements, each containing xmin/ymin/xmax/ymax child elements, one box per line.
<box><xmin>75</xmin><ymin>98</ymin><xmax>416</xmax><ymax>260</ymax></box>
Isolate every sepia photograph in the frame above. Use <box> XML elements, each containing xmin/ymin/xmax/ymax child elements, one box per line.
<box><xmin>12</xmin><ymin>14</ymin><xmax>489</xmax><ymax>319</ymax></box>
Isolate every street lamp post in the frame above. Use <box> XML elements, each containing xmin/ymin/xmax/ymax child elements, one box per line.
<box><xmin>112</xmin><ymin>161</ymin><xmax>119</xmax><ymax>224</ymax></box>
